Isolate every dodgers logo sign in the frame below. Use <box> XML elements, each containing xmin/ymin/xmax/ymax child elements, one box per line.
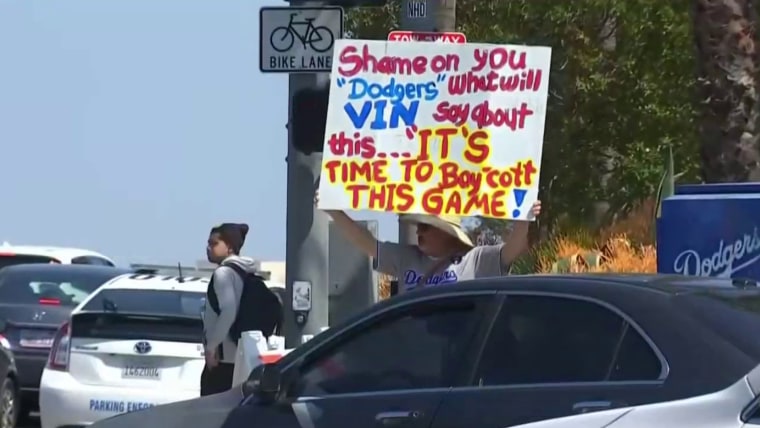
<box><xmin>656</xmin><ymin>183</ymin><xmax>760</xmax><ymax>282</ymax></box>
<box><xmin>672</xmin><ymin>227</ymin><xmax>760</xmax><ymax>277</ymax></box>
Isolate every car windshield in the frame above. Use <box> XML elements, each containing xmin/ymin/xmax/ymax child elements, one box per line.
<box><xmin>81</xmin><ymin>289</ymin><xmax>205</xmax><ymax>318</ymax></box>
<box><xmin>0</xmin><ymin>268</ymin><xmax>127</xmax><ymax>306</ymax></box>
<box><xmin>0</xmin><ymin>254</ymin><xmax>58</xmax><ymax>269</ymax></box>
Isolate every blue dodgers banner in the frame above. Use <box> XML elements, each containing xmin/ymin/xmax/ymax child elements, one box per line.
<box><xmin>657</xmin><ymin>183</ymin><xmax>760</xmax><ymax>280</ymax></box>
<box><xmin>89</xmin><ymin>399</ymin><xmax>155</xmax><ymax>413</ymax></box>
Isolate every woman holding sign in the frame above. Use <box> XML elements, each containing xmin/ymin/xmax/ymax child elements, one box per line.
<box><xmin>316</xmin><ymin>192</ymin><xmax>541</xmax><ymax>294</ymax></box>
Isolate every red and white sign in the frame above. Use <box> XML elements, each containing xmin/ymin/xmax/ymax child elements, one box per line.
<box><xmin>387</xmin><ymin>31</ymin><xmax>466</xmax><ymax>44</ymax></box>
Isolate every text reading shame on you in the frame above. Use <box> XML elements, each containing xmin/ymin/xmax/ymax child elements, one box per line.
<box><xmin>337</xmin><ymin>43</ymin><xmax>543</xmax><ymax>92</ymax></box>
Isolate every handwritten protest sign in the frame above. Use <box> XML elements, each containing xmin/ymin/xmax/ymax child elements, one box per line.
<box><xmin>317</xmin><ymin>40</ymin><xmax>552</xmax><ymax>220</ymax></box>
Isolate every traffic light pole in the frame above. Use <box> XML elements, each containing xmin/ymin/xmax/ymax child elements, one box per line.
<box><xmin>284</xmin><ymin>70</ymin><xmax>331</xmax><ymax>348</ymax></box>
<box><xmin>397</xmin><ymin>0</ymin><xmax>439</xmax><ymax>246</ymax></box>
<box><xmin>282</xmin><ymin>0</ymin><xmax>446</xmax><ymax>344</ymax></box>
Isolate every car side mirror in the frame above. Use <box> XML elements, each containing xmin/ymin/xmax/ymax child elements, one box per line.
<box><xmin>243</xmin><ymin>363</ymin><xmax>282</xmax><ymax>404</ymax></box>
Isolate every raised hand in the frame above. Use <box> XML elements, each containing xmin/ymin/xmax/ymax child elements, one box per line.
<box><xmin>530</xmin><ymin>200</ymin><xmax>542</xmax><ymax>219</ymax></box>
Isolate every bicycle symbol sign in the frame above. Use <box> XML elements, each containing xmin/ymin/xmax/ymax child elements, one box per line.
<box><xmin>270</xmin><ymin>13</ymin><xmax>334</xmax><ymax>54</ymax></box>
<box><xmin>259</xmin><ymin>6</ymin><xmax>344</xmax><ymax>74</ymax></box>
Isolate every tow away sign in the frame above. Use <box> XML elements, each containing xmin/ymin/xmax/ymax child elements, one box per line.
<box><xmin>387</xmin><ymin>31</ymin><xmax>466</xmax><ymax>43</ymax></box>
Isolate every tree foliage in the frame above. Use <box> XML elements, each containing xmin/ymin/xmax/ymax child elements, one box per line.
<box><xmin>345</xmin><ymin>0</ymin><xmax>700</xmax><ymax>234</ymax></box>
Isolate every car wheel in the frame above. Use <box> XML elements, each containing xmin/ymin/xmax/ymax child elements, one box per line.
<box><xmin>0</xmin><ymin>378</ymin><xmax>17</xmax><ymax>428</ymax></box>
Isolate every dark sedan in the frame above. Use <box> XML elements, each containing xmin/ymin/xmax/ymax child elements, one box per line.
<box><xmin>91</xmin><ymin>274</ymin><xmax>760</xmax><ymax>428</ymax></box>
<box><xmin>0</xmin><ymin>263</ymin><xmax>132</xmax><ymax>421</ymax></box>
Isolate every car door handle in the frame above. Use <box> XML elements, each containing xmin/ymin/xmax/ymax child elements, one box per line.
<box><xmin>375</xmin><ymin>410</ymin><xmax>423</xmax><ymax>426</ymax></box>
<box><xmin>572</xmin><ymin>400</ymin><xmax>615</xmax><ymax>414</ymax></box>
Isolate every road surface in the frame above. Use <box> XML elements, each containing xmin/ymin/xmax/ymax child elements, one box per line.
<box><xmin>22</xmin><ymin>413</ymin><xmax>40</xmax><ymax>428</ymax></box>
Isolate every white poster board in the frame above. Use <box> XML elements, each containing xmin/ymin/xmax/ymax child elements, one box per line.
<box><xmin>317</xmin><ymin>40</ymin><xmax>551</xmax><ymax>220</ymax></box>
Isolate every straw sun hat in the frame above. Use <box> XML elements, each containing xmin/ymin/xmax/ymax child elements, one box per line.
<box><xmin>401</xmin><ymin>213</ymin><xmax>474</xmax><ymax>248</ymax></box>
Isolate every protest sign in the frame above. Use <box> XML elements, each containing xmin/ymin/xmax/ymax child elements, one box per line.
<box><xmin>316</xmin><ymin>40</ymin><xmax>552</xmax><ymax>220</ymax></box>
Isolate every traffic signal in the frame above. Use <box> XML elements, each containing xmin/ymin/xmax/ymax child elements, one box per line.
<box><xmin>292</xmin><ymin>87</ymin><xmax>330</xmax><ymax>154</ymax></box>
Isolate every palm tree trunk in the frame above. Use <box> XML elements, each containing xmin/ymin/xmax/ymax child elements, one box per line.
<box><xmin>433</xmin><ymin>0</ymin><xmax>456</xmax><ymax>32</ymax></box>
<box><xmin>592</xmin><ymin>11</ymin><xmax>617</xmax><ymax>226</ymax></box>
<box><xmin>693</xmin><ymin>0</ymin><xmax>760</xmax><ymax>182</ymax></box>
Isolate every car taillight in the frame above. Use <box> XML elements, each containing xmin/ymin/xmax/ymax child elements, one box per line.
<box><xmin>47</xmin><ymin>321</ymin><xmax>71</xmax><ymax>371</ymax></box>
<box><xmin>38</xmin><ymin>298</ymin><xmax>60</xmax><ymax>306</ymax></box>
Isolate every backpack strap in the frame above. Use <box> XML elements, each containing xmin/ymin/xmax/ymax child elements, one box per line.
<box><xmin>224</xmin><ymin>263</ymin><xmax>268</xmax><ymax>284</ymax></box>
<box><xmin>206</xmin><ymin>276</ymin><xmax>220</xmax><ymax>315</ymax></box>
<box><xmin>223</xmin><ymin>263</ymin><xmax>247</xmax><ymax>281</ymax></box>
<box><xmin>270</xmin><ymin>290</ymin><xmax>284</xmax><ymax>336</ymax></box>
<box><xmin>206</xmin><ymin>268</ymin><xmax>228</xmax><ymax>361</ymax></box>
<box><xmin>221</xmin><ymin>263</ymin><xmax>253</xmax><ymax>322</ymax></box>
<box><xmin>207</xmin><ymin>263</ymin><xmax>248</xmax><ymax>361</ymax></box>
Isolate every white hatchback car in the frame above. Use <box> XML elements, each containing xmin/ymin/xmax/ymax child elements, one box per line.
<box><xmin>0</xmin><ymin>242</ymin><xmax>115</xmax><ymax>268</ymax></box>
<box><xmin>39</xmin><ymin>271</ymin><xmax>208</xmax><ymax>428</ymax></box>
<box><xmin>510</xmin><ymin>361</ymin><xmax>760</xmax><ymax>428</ymax></box>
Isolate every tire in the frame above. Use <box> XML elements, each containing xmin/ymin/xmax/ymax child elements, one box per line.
<box><xmin>270</xmin><ymin>27</ymin><xmax>295</xmax><ymax>53</ymax></box>
<box><xmin>309</xmin><ymin>26</ymin><xmax>334</xmax><ymax>53</ymax></box>
<box><xmin>0</xmin><ymin>378</ymin><xmax>17</xmax><ymax>428</ymax></box>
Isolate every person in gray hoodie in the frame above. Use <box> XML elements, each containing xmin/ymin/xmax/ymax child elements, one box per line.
<box><xmin>201</xmin><ymin>222</ymin><xmax>259</xmax><ymax>396</ymax></box>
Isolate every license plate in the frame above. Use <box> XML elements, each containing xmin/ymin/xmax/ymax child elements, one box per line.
<box><xmin>19</xmin><ymin>330</ymin><xmax>54</xmax><ymax>348</ymax></box>
<box><xmin>121</xmin><ymin>366</ymin><xmax>161</xmax><ymax>380</ymax></box>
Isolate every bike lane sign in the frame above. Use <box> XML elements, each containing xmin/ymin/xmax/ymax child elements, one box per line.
<box><xmin>259</xmin><ymin>6</ymin><xmax>344</xmax><ymax>73</ymax></box>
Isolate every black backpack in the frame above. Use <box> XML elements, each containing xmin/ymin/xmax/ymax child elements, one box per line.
<box><xmin>207</xmin><ymin>263</ymin><xmax>283</xmax><ymax>343</ymax></box>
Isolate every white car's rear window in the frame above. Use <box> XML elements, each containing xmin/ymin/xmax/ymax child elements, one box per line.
<box><xmin>82</xmin><ymin>289</ymin><xmax>205</xmax><ymax>318</ymax></box>
<box><xmin>0</xmin><ymin>254</ymin><xmax>57</xmax><ymax>269</ymax></box>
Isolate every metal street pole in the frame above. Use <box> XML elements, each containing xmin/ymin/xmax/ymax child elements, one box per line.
<box><xmin>397</xmin><ymin>0</ymin><xmax>455</xmax><ymax>245</ymax></box>
<box><xmin>432</xmin><ymin>0</ymin><xmax>456</xmax><ymax>32</ymax></box>
<box><xmin>280</xmin><ymin>1</ymin><xmax>381</xmax><ymax>346</ymax></box>
<box><xmin>284</xmin><ymin>66</ymin><xmax>331</xmax><ymax>348</ymax></box>
<box><xmin>397</xmin><ymin>0</ymin><xmax>439</xmax><ymax>245</ymax></box>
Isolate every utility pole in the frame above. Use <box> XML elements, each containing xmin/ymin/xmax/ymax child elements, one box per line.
<box><xmin>432</xmin><ymin>0</ymin><xmax>456</xmax><ymax>32</ymax></box>
<box><xmin>284</xmin><ymin>71</ymin><xmax>331</xmax><ymax>348</ymax></box>
<box><xmin>273</xmin><ymin>0</ymin><xmax>388</xmax><ymax>344</ymax></box>
<box><xmin>397</xmin><ymin>0</ymin><xmax>455</xmax><ymax>246</ymax></box>
<box><xmin>276</xmin><ymin>0</ymin><xmax>342</xmax><ymax>349</ymax></box>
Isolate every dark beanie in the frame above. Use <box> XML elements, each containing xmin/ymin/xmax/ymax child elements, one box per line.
<box><xmin>211</xmin><ymin>223</ymin><xmax>249</xmax><ymax>254</ymax></box>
